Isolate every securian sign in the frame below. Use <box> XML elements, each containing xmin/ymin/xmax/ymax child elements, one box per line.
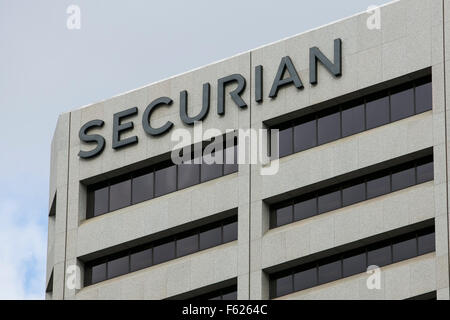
<box><xmin>78</xmin><ymin>38</ymin><xmax>342</xmax><ymax>159</ymax></box>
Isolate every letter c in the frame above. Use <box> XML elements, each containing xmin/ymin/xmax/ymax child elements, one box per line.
<box><xmin>142</xmin><ymin>97</ymin><xmax>174</xmax><ymax>136</ymax></box>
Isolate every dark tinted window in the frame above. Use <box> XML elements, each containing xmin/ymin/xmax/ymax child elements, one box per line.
<box><xmin>153</xmin><ymin>241</ymin><xmax>175</xmax><ymax>264</ymax></box>
<box><xmin>294</xmin><ymin>120</ymin><xmax>317</xmax><ymax>152</ymax></box>
<box><xmin>155</xmin><ymin>165</ymin><xmax>177</xmax><ymax>197</ymax></box>
<box><xmin>294</xmin><ymin>268</ymin><xmax>317</xmax><ymax>291</ymax></box>
<box><xmin>109</xmin><ymin>180</ymin><xmax>131</xmax><ymax>211</ymax></box>
<box><xmin>91</xmin><ymin>263</ymin><xmax>107</xmax><ymax>284</ymax></box>
<box><xmin>318</xmin><ymin>190</ymin><xmax>341</xmax><ymax>214</ymax></box>
<box><xmin>276</xmin><ymin>275</ymin><xmax>293</xmax><ymax>297</ymax></box>
<box><xmin>418</xmin><ymin>232</ymin><xmax>435</xmax><ymax>255</ymax></box>
<box><xmin>222</xmin><ymin>291</ymin><xmax>237</xmax><ymax>300</ymax></box>
<box><xmin>342</xmin><ymin>183</ymin><xmax>366</xmax><ymax>206</ymax></box>
<box><xmin>199</xmin><ymin>227</ymin><xmax>222</xmax><ymax>250</ymax></box>
<box><xmin>130</xmin><ymin>248</ymin><xmax>152</xmax><ymax>272</ymax></box>
<box><xmin>275</xmin><ymin>205</ymin><xmax>293</xmax><ymax>227</ymax></box>
<box><xmin>94</xmin><ymin>187</ymin><xmax>109</xmax><ymax>216</ymax></box>
<box><xmin>318</xmin><ymin>112</ymin><xmax>340</xmax><ymax>145</ymax></box>
<box><xmin>391</xmin><ymin>167</ymin><xmax>415</xmax><ymax>192</ymax></box>
<box><xmin>415</xmin><ymin>82</ymin><xmax>432</xmax><ymax>113</ymax></box>
<box><xmin>132</xmin><ymin>172</ymin><xmax>153</xmax><ymax>204</ymax></box>
<box><xmin>223</xmin><ymin>221</ymin><xmax>238</xmax><ymax>243</ymax></box>
<box><xmin>107</xmin><ymin>256</ymin><xmax>129</xmax><ymax>279</ymax></box>
<box><xmin>176</xmin><ymin>234</ymin><xmax>199</xmax><ymax>257</ymax></box>
<box><xmin>390</xmin><ymin>88</ymin><xmax>414</xmax><ymax>122</ymax></box>
<box><xmin>342</xmin><ymin>104</ymin><xmax>365</xmax><ymax>137</ymax></box>
<box><xmin>366</xmin><ymin>96</ymin><xmax>389</xmax><ymax>129</ymax></box>
<box><xmin>318</xmin><ymin>260</ymin><xmax>341</xmax><ymax>284</ymax></box>
<box><xmin>224</xmin><ymin>145</ymin><xmax>238</xmax><ymax>175</ymax></box>
<box><xmin>393</xmin><ymin>237</ymin><xmax>417</xmax><ymax>263</ymax></box>
<box><xmin>417</xmin><ymin>162</ymin><xmax>433</xmax><ymax>183</ymax></box>
<box><xmin>201</xmin><ymin>151</ymin><xmax>223</xmax><ymax>182</ymax></box>
<box><xmin>294</xmin><ymin>198</ymin><xmax>317</xmax><ymax>221</ymax></box>
<box><xmin>343</xmin><ymin>252</ymin><xmax>366</xmax><ymax>277</ymax></box>
<box><xmin>178</xmin><ymin>164</ymin><xmax>200</xmax><ymax>189</ymax></box>
<box><xmin>278</xmin><ymin>127</ymin><xmax>293</xmax><ymax>157</ymax></box>
<box><xmin>367</xmin><ymin>175</ymin><xmax>390</xmax><ymax>199</ymax></box>
<box><xmin>368</xmin><ymin>245</ymin><xmax>391</xmax><ymax>267</ymax></box>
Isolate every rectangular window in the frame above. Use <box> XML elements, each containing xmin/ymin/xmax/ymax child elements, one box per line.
<box><xmin>199</xmin><ymin>227</ymin><xmax>222</xmax><ymax>250</ymax></box>
<box><xmin>201</xmin><ymin>151</ymin><xmax>223</xmax><ymax>183</ymax></box>
<box><xmin>223</xmin><ymin>221</ymin><xmax>238</xmax><ymax>243</ymax></box>
<box><xmin>392</xmin><ymin>237</ymin><xmax>417</xmax><ymax>263</ymax></box>
<box><xmin>417</xmin><ymin>162</ymin><xmax>433</xmax><ymax>183</ymax></box>
<box><xmin>342</xmin><ymin>104</ymin><xmax>365</xmax><ymax>137</ymax></box>
<box><xmin>224</xmin><ymin>145</ymin><xmax>238</xmax><ymax>175</ymax></box>
<box><xmin>107</xmin><ymin>256</ymin><xmax>129</xmax><ymax>279</ymax></box>
<box><xmin>418</xmin><ymin>232</ymin><xmax>435</xmax><ymax>255</ymax></box>
<box><xmin>391</xmin><ymin>167</ymin><xmax>415</xmax><ymax>192</ymax></box>
<box><xmin>154</xmin><ymin>165</ymin><xmax>177</xmax><ymax>197</ymax></box>
<box><xmin>294</xmin><ymin>119</ymin><xmax>317</xmax><ymax>152</ymax></box>
<box><xmin>109</xmin><ymin>180</ymin><xmax>131</xmax><ymax>211</ymax></box>
<box><xmin>342</xmin><ymin>183</ymin><xmax>366</xmax><ymax>206</ymax></box>
<box><xmin>176</xmin><ymin>234</ymin><xmax>199</xmax><ymax>257</ymax></box>
<box><xmin>415</xmin><ymin>82</ymin><xmax>432</xmax><ymax>113</ymax></box>
<box><xmin>294</xmin><ymin>198</ymin><xmax>317</xmax><ymax>221</ymax></box>
<box><xmin>343</xmin><ymin>252</ymin><xmax>366</xmax><ymax>277</ymax></box>
<box><xmin>318</xmin><ymin>112</ymin><xmax>341</xmax><ymax>145</ymax></box>
<box><xmin>222</xmin><ymin>291</ymin><xmax>237</xmax><ymax>300</ymax></box>
<box><xmin>366</xmin><ymin>96</ymin><xmax>389</xmax><ymax>130</ymax></box>
<box><xmin>178</xmin><ymin>163</ymin><xmax>200</xmax><ymax>190</ymax></box>
<box><xmin>276</xmin><ymin>275</ymin><xmax>293</xmax><ymax>297</ymax></box>
<box><xmin>390</xmin><ymin>87</ymin><xmax>414</xmax><ymax>122</ymax></box>
<box><xmin>368</xmin><ymin>245</ymin><xmax>392</xmax><ymax>267</ymax></box>
<box><xmin>318</xmin><ymin>260</ymin><xmax>341</xmax><ymax>285</ymax></box>
<box><xmin>278</xmin><ymin>127</ymin><xmax>293</xmax><ymax>157</ymax></box>
<box><xmin>91</xmin><ymin>263</ymin><xmax>107</xmax><ymax>284</ymax></box>
<box><xmin>294</xmin><ymin>267</ymin><xmax>317</xmax><ymax>291</ymax></box>
<box><xmin>318</xmin><ymin>190</ymin><xmax>341</xmax><ymax>214</ymax></box>
<box><xmin>130</xmin><ymin>248</ymin><xmax>152</xmax><ymax>272</ymax></box>
<box><xmin>367</xmin><ymin>175</ymin><xmax>390</xmax><ymax>199</ymax></box>
<box><xmin>94</xmin><ymin>187</ymin><xmax>109</xmax><ymax>217</ymax></box>
<box><xmin>132</xmin><ymin>172</ymin><xmax>153</xmax><ymax>204</ymax></box>
<box><xmin>153</xmin><ymin>241</ymin><xmax>175</xmax><ymax>265</ymax></box>
<box><xmin>275</xmin><ymin>205</ymin><xmax>293</xmax><ymax>227</ymax></box>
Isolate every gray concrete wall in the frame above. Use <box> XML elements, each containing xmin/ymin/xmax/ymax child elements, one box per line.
<box><xmin>47</xmin><ymin>0</ymin><xmax>450</xmax><ymax>299</ymax></box>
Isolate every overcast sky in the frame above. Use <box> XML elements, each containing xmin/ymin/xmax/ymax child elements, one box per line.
<box><xmin>0</xmin><ymin>0</ymin><xmax>392</xmax><ymax>299</ymax></box>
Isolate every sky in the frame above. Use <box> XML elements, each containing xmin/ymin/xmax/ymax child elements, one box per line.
<box><xmin>0</xmin><ymin>0</ymin><xmax>392</xmax><ymax>299</ymax></box>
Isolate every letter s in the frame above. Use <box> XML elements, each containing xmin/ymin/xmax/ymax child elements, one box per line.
<box><xmin>78</xmin><ymin>119</ymin><xmax>105</xmax><ymax>159</ymax></box>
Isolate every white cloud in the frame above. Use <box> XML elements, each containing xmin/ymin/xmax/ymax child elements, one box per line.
<box><xmin>0</xmin><ymin>199</ymin><xmax>47</xmax><ymax>299</ymax></box>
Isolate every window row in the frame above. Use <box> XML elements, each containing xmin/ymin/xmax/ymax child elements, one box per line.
<box><xmin>87</xmin><ymin>143</ymin><xmax>238</xmax><ymax>218</ymax></box>
<box><xmin>271</xmin><ymin>226</ymin><xmax>435</xmax><ymax>298</ymax></box>
<box><xmin>271</xmin><ymin>155</ymin><xmax>433</xmax><ymax>228</ymax></box>
<box><xmin>85</xmin><ymin>216</ymin><xmax>238</xmax><ymax>285</ymax></box>
<box><xmin>276</xmin><ymin>76</ymin><xmax>432</xmax><ymax>158</ymax></box>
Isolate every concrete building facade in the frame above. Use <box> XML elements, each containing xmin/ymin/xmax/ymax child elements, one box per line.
<box><xmin>46</xmin><ymin>0</ymin><xmax>450</xmax><ymax>300</ymax></box>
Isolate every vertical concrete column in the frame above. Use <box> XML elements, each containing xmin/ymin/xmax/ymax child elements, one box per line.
<box><xmin>439</xmin><ymin>0</ymin><xmax>450</xmax><ymax>300</ymax></box>
<box><xmin>47</xmin><ymin>113</ymin><xmax>71</xmax><ymax>299</ymax></box>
